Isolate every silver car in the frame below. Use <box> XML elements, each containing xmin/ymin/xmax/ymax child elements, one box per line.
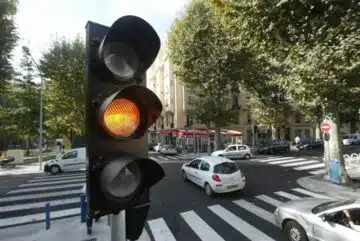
<box><xmin>274</xmin><ymin>198</ymin><xmax>360</xmax><ymax>241</ymax></box>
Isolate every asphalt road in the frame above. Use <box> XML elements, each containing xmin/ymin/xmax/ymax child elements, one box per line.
<box><xmin>287</xmin><ymin>144</ymin><xmax>360</xmax><ymax>157</ymax></box>
<box><xmin>0</xmin><ymin>155</ymin><xmax>329</xmax><ymax>241</ymax></box>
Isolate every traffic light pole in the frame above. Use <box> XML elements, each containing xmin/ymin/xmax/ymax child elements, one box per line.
<box><xmin>110</xmin><ymin>211</ymin><xmax>126</xmax><ymax>241</ymax></box>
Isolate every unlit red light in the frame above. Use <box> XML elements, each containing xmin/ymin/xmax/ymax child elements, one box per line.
<box><xmin>103</xmin><ymin>98</ymin><xmax>140</xmax><ymax>137</ymax></box>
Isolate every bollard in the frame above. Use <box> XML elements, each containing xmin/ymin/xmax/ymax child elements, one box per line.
<box><xmin>45</xmin><ymin>203</ymin><xmax>50</xmax><ymax>230</ymax></box>
<box><xmin>80</xmin><ymin>194</ymin><xmax>86</xmax><ymax>223</ymax></box>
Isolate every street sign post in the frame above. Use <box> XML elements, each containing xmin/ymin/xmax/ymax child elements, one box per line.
<box><xmin>321</xmin><ymin>122</ymin><xmax>331</xmax><ymax>133</ymax></box>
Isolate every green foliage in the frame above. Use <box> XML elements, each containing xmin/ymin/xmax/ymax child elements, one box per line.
<box><xmin>167</xmin><ymin>0</ymin><xmax>247</xmax><ymax>128</ymax></box>
<box><xmin>39</xmin><ymin>36</ymin><xmax>85</xmax><ymax>138</ymax></box>
<box><xmin>0</xmin><ymin>49</ymin><xmax>40</xmax><ymax>141</ymax></box>
<box><xmin>0</xmin><ymin>0</ymin><xmax>18</xmax><ymax>92</ymax></box>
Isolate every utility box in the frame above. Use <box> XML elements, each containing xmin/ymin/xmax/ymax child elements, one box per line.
<box><xmin>329</xmin><ymin>159</ymin><xmax>340</xmax><ymax>183</ymax></box>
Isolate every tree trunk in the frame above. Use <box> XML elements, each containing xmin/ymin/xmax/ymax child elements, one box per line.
<box><xmin>271</xmin><ymin>125</ymin><xmax>277</xmax><ymax>141</ymax></box>
<box><xmin>214</xmin><ymin>124</ymin><xmax>222</xmax><ymax>151</ymax></box>
<box><xmin>315</xmin><ymin>121</ymin><xmax>321</xmax><ymax>140</ymax></box>
<box><xmin>25</xmin><ymin>138</ymin><xmax>30</xmax><ymax>156</ymax></box>
<box><xmin>350</xmin><ymin>118</ymin><xmax>357</xmax><ymax>133</ymax></box>
<box><xmin>324</xmin><ymin>106</ymin><xmax>351</xmax><ymax>184</ymax></box>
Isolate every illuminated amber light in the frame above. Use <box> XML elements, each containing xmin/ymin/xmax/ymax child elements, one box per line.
<box><xmin>103</xmin><ymin>98</ymin><xmax>140</xmax><ymax>137</ymax></box>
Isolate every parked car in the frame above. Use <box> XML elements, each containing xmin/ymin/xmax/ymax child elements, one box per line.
<box><xmin>181</xmin><ymin>156</ymin><xmax>246</xmax><ymax>196</ymax></box>
<box><xmin>297</xmin><ymin>139</ymin><xmax>324</xmax><ymax>150</ymax></box>
<box><xmin>342</xmin><ymin>133</ymin><xmax>360</xmax><ymax>145</ymax></box>
<box><xmin>257</xmin><ymin>142</ymin><xmax>290</xmax><ymax>154</ymax></box>
<box><xmin>211</xmin><ymin>144</ymin><xmax>252</xmax><ymax>160</ymax></box>
<box><xmin>44</xmin><ymin>147</ymin><xmax>86</xmax><ymax>174</ymax></box>
<box><xmin>154</xmin><ymin>143</ymin><xmax>163</xmax><ymax>152</ymax></box>
<box><xmin>160</xmin><ymin>144</ymin><xmax>177</xmax><ymax>155</ymax></box>
<box><xmin>274</xmin><ymin>197</ymin><xmax>360</xmax><ymax>241</ymax></box>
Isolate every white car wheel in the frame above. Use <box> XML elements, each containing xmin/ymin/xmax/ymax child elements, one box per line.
<box><xmin>50</xmin><ymin>165</ymin><xmax>61</xmax><ymax>175</ymax></box>
<box><xmin>244</xmin><ymin>154</ymin><xmax>251</xmax><ymax>160</ymax></box>
<box><xmin>182</xmin><ymin>170</ymin><xmax>188</xmax><ymax>181</ymax></box>
<box><xmin>284</xmin><ymin>221</ymin><xmax>308</xmax><ymax>241</ymax></box>
<box><xmin>205</xmin><ymin>183</ymin><xmax>213</xmax><ymax>197</ymax></box>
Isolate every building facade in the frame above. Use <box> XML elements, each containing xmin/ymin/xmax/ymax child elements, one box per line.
<box><xmin>146</xmin><ymin>39</ymin><xmax>356</xmax><ymax>150</ymax></box>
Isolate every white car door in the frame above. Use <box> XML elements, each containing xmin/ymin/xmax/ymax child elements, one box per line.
<box><xmin>60</xmin><ymin>150</ymin><xmax>80</xmax><ymax>171</ymax></box>
<box><xmin>186</xmin><ymin>159</ymin><xmax>202</xmax><ymax>185</ymax></box>
<box><xmin>223</xmin><ymin>145</ymin><xmax>237</xmax><ymax>158</ymax></box>
<box><xmin>198</xmin><ymin>160</ymin><xmax>211</xmax><ymax>187</ymax></box>
<box><xmin>313</xmin><ymin>209</ymin><xmax>360</xmax><ymax>241</ymax></box>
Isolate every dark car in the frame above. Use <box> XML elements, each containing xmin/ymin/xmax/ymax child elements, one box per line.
<box><xmin>297</xmin><ymin>139</ymin><xmax>323</xmax><ymax>150</ymax></box>
<box><xmin>257</xmin><ymin>142</ymin><xmax>290</xmax><ymax>155</ymax></box>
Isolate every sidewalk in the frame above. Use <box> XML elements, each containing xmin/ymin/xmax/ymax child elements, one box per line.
<box><xmin>1</xmin><ymin>216</ymin><xmax>112</xmax><ymax>241</ymax></box>
<box><xmin>0</xmin><ymin>163</ymin><xmax>43</xmax><ymax>176</ymax></box>
<box><xmin>297</xmin><ymin>175</ymin><xmax>360</xmax><ymax>199</ymax></box>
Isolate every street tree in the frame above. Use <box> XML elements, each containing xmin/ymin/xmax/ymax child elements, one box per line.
<box><xmin>39</xmin><ymin>36</ymin><xmax>85</xmax><ymax>144</ymax></box>
<box><xmin>212</xmin><ymin>0</ymin><xmax>360</xmax><ymax>183</ymax></box>
<box><xmin>167</xmin><ymin>0</ymin><xmax>249</xmax><ymax>150</ymax></box>
<box><xmin>0</xmin><ymin>0</ymin><xmax>18</xmax><ymax>92</ymax></box>
<box><xmin>0</xmin><ymin>48</ymin><xmax>40</xmax><ymax>155</ymax></box>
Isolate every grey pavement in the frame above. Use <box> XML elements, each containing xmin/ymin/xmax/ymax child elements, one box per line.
<box><xmin>297</xmin><ymin>175</ymin><xmax>360</xmax><ymax>199</ymax></box>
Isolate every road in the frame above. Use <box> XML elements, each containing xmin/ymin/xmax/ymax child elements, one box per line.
<box><xmin>0</xmin><ymin>153</ymin><xmax>333</xmax><ymax>241</ymax></box>
<box><xmin>289</xmin><ymin>144</ymin><xmax>360</xmax><ymax>157</ymax></box>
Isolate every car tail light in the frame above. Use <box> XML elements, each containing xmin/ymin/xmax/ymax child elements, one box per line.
<box><xmin>212</xmin><ymin>174</ymin><xmax>221</xmax><ymax>182</ymax></box>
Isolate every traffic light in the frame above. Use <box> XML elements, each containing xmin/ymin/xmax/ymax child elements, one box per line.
<box><xmin>85</xmin><ymin>15</ymin><xmax>165</xmax><ymax>239</ymax></box>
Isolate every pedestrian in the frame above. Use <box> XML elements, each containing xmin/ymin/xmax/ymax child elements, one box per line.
<box><xmin>56</xmin><ymin>142</ymin><xmax>61</xmax><ymax>155</ymax></box>
<box><xmin>295</xmin><ymin>136</ymin><xmax>300</xmax><ymax>148</ymax></box>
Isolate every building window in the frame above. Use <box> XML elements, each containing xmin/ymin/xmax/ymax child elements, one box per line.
<box><xmin>295</xmin><ymin>129</ymin><xmax>302</xmax><ymax>137</ymax></box>
<box><xmin>295</xmin><ymin>112</ymin><xmax>301</xmax><ymax>123</ymax></box>
<box><xmin>232</xmin><ymin>95</ymin><xmax>238</xmax><ymax>106</ymax></box>
<box><xmin>304</xmin><ymin>129</ymin><xmax>310</xmax><ymax>138</ymax></box>
<box><xmin>247</xmin><ymin>111</ymin><xmax>251</xmax><ymax>124</ymax></box>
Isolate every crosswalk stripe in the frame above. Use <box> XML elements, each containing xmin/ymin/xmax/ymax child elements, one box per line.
<box><xmin>34</xmin><ymin>173</ymin><xmax>84</xmax><ymax>180</ymax></box>
<box><xmin>268</xmin><ymin>158</ymin><xmax>305</xmax><ymax>165</ymax></box>
<box><xmin>294</xmin><ymin>163</ymin><xmax>325</xmax><ymax>171</ymax></box>
<box><xmin>280</xmin><ymin>160</ymin><xmax>318</xmax><ymax>167</ymax></box>
<box><xmin>181</xmin><ymin>210</ymin><xmax>225</xmax><ymax>241</ymax></box>
<box><xmin>28</xmin><ymin>176</ymin><xmax>85</xmax><ymax>183</ymax></box>
<box><xmin>0</xmin><ymin>208</ymin><xmax>79</xmax><ymax>228</ymax></box>
<box><xmin>166</xmin><ymin>156</ymin><xmax>178</xmax><ymax>160</ymax></box>
<box><xmin>150</xmin><ymin>157</ymin><xmax>161</xmax><ymax>162</ymax></box>
<box><xmin>309</xmin><ymin>169</ymin><xmax>325</xmax><ymax>175</ymax></box>
<box><xmin>208</xmin><ymin>205</ymin><xmax>275</xmax><ymax>241</ymax></box>
<box><xmin>0</xmin><ymin>189</ymin><xmax>80</xmax><ymax>203</ymax></box>
<box><xmin>258</xmin><ymin>157</ymin><xmax>292</xmax><ymax>163</ymax></box>
<box><xmin>157</xmin><ymin>156</ymin><xmax>168</xmax><ymax>161</ymax></box>
<box><xmin>147</xmin><ymin>218</ymin><xmax>176</xmax><ymax>241</ymax></box>
<box><xmin>292</xmin><ymin>188</ymin><xmax>330</xmax><ymax>199</ymax></box>
<box><xmin>255</xmin><ymin>195</ymin><xmax>284</xmax><ymax>207</ymax></box>
<box><xmin>7</xmin><ymin>183</ymin><xmax>84</xmax><ymax>194</ymax></box>
<box><xmin>137</xmin><ymin>229</ymin><xmax>151</xmax><ymax>241</ymax></box>
<box><xmin>0</xmin><ymin>198</ymin><xmax>79</xmax><ymax>213</ymax></box>
<box><xmin>274</xmin><ymin>191</ymin><xmax>301</xmax><ymax>200</ymax></box>
<box><xmin>233</xmin><ymin>200</ymin><xmax>275</xmax><ymax>225</ymax></box>
<box><xmin>20</xmin><ymin>178</ymin><xmax>85</xmax><ymax>187</ymax></box>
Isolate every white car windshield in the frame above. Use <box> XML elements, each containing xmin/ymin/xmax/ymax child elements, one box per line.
<box><xmin>312</xmin><ymin>199</ymin><xmax>357</xmax><ymax>214</ymax></box>
<box><xmin>214</xmin><ymin>162</ymin><xmax>238</xmax><ymax>174</ymax></box>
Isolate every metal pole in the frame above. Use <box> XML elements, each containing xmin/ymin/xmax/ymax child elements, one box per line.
<box><xmin>193</xmin><ymin>120</ymin><xmax>196</xmax><ymax>154</ymax></box>
<box><xmin>251</xmin><ymin>102</ymin><xmax>255</xmax><ymax>148</ymax></box>
<box><xmin>110</xmin><ymin>211</ymin><xmax>126</xmax><ymax>241</ymax></box>
<box><xmin>39</xmin><ymin>76</ymin><xmax>43</xmax><ymax>170</ymax></box>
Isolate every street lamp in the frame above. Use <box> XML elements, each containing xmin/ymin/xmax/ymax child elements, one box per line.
<box><xmin>22</xmin><ymin>46</ymin><xmax>44</xmax><ymax>171</ymax></box>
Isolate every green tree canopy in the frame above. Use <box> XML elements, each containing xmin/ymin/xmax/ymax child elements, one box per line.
<box><xmin>39</xmin><ymin>36</ymin><xmax>85</xmax><ymax>141</ymax></box>
<box><xmin>0</xmin><ymin>0</ymin><xmax>18</xmax><ymax>92</ymax></box>
<box><xmin>168</xmin><ymin>0</ymin><xmax>251</xmax><ymax>149</ymax></box>
<box><xmin>212</xmin><ymin>0</ymin><xmax>360</xmax><ymax>183</ymax></box>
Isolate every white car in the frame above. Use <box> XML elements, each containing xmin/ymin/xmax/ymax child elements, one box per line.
<box><xmin>211</xmin><ymin>144</ymin><xmax>252</xmax><ymax>160</ymax></box>
<box><xmin>181</xmin><ymin>156</ymin><xmax>246</xmax><ymax>196</ymax></box>
<box><xmin>44</xmin><ymin>147</ymin><xmax>86</xmax><ymax>174</ymax></box>
<box><xmin>160</xmin><ymin>144</ymin><xmax>177</xmax><ymax>155</ymax></box>
<box><xmin>274</xmin><ymin>198</ymin><xmax>360</xmax><ymax>241</ymax></box>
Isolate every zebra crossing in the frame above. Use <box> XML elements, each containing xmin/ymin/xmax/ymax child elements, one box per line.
<box><xmin>136</xmin><ymin>187</ymin><xmax>329</xmax><ymax>241</ymax></box>
<box><xmin>255</xmin><ymin>156</ymin><xmax>326</xmax><ymax>175</ymax></box>
<box><xmin>0</xmin><ymin>170</ymin><xmax>332</xmax><ymax>241</ymax></box>
<box><xmin>149</xmin><ymin>154</ymin><xmax>190</xmax><ymax>163</ymax></box>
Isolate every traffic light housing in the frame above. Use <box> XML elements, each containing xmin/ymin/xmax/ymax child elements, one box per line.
<box><xmin>85</xmin><ymin>15</ymin><xmax>164</xmax><ymax>239</ymax></box>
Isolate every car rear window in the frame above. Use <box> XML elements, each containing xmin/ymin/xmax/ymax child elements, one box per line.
<box><xmin>213</xmin><ymin>162</ymin><xmax>238</xmax><ymax>174</ymax></box>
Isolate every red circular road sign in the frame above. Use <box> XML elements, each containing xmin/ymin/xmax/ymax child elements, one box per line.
<box><xmin>321</xmin><ymin>122</ymin><xmax>331</xmax><ymax>133</ymax></box>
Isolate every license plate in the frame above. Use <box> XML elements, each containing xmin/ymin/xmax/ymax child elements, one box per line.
<box><xmin>227</xmin><ymin>184</ymin><xmax>238</xmax><ymax>189</ymax></box>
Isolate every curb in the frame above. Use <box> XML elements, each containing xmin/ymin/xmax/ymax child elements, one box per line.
<box><xmin>297</xmin><ymin>175</ymin><xmax>360</xmax><ymax>199</ymax></box>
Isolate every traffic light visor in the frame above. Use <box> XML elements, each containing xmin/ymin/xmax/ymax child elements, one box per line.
<box><xmin>103</xmin><ymin>98</ymin><xmax>140</xmax><ymax>137</ymax></box>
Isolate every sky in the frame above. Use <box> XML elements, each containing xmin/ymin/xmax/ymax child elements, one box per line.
<box><xmin>12</xmin><ymin>0</ymin><xmax>188</xmax><ymax>75</ymax></box>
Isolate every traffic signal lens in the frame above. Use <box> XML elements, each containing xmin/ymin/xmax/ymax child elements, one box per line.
<box><xmin>103</xmin><ymin>42</ymin><xmax>139</xmax><ymax>79</ymax></box>
<box><xmin>103</xmin><ymin>98</ymin><xmax>140</xmax><ymax>137</ymax></box>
